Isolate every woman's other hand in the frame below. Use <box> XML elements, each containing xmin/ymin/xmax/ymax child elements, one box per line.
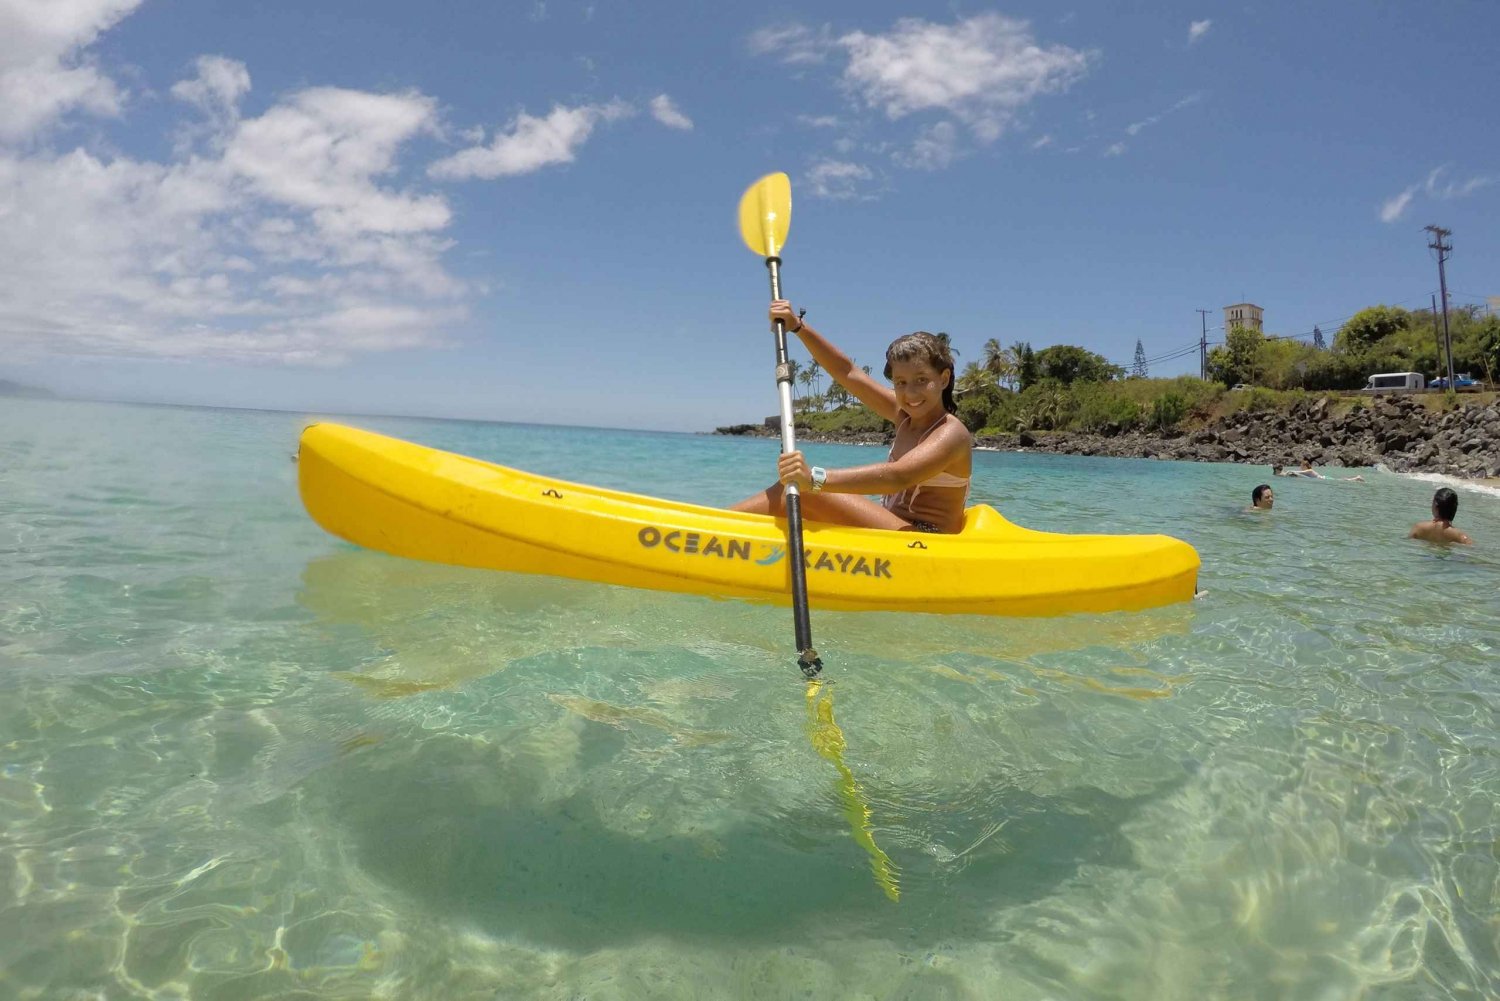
<box><xmin>778</xmin><ymin>450</ymin><xmax>812</xmax><ymax>491</ymax></box>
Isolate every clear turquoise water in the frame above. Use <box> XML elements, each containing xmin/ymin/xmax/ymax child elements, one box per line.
<box><xmin>1</xmin><ymin>396</ymin><xmax>1497</xmax><ymax>1000</ymax></box>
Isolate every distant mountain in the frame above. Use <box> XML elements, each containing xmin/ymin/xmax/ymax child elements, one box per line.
<box><xmin>0</xmin><ymin>379</ymin><xmax>57</xmax><ymax>399</ymax></box>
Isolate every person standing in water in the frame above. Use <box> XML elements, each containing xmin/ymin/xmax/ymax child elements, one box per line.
<box><xmin>732</xmin><ymin>300</ymin><xmax>972</xmax><ymax>533</ymax></box>
<box><xmin>1249</xmin><ymin>484</ymin><xmax>1275</xmax><ymax>511</ymax></box>
<box><xmin>1409</xmin><ymin>488</ymin><xmax>1473</xmax><ymax>544</ymax></box>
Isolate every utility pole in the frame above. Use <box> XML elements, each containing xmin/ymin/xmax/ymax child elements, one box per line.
<box><xmin>1430</xmin><ymin>294</ymin><xmax>1444</xmax><ymax>382</ymax></box>
<box><xmin>1195</xmin><ymin>309</ymin><xmax>1210</xmax><ymax>380</ymax></box>
<box><xmin>1425</xmin><ymin>225</ymin><xmax>1455</xmax><ymax>386</ymax></box>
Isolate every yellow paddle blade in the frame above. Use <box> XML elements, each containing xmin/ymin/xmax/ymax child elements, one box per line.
<box><xmin>806</xmin><ymin>681</ymin><xmax>901</xmax><ymax>902</ymax></box>
<box><xmin>737</xmin><ymin>171</ymin><xmax>791</xmax><ymax>257</ymax></box>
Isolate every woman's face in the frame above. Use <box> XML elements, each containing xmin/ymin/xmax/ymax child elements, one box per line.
<box><xmin>889</xmin><ymin>358</ymin><xmax>948</xmax><ymax>417</ymax></box>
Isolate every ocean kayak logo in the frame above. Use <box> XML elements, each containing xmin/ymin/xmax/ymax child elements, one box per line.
<box><xmin>636</xmin><ymin>527</ymin><xmax>892</xmax><ymax>579</ymax></box>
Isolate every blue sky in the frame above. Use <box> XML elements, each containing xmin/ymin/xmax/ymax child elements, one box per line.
<box><xmin>2</xmin><ymin>1</ymin><xmax>1497</xmax><ymax>431</ymax></box>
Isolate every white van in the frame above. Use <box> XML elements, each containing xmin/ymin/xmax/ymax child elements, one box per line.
<box><xmin>1363</xmin><ymin>372</ymin><xmax>1425</xmax><ymax>392</ymax></box>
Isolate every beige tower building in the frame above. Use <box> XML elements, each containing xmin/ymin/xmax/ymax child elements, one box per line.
<box><xmin>1224</xmin><ymin>303</ymin><xmax>1263</xmax><ymax>332</ymax></box>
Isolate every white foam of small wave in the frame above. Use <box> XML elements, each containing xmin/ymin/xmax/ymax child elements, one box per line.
<box><xmin>1379</xmin><ymin>465</ymin><xmax>1500</xmax><ymax>501</ymax></box>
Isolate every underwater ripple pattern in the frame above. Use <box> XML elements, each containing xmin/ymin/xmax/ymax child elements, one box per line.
<box><xmin>0</xmin><ymin>397</ymin><xmax>1497</xmax><ymax>1000</ymax></box>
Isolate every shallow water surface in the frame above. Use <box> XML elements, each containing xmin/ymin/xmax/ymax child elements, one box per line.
<box><xmin>1</xmin><ymin>398</ymin><xmax>1497</xmax><ymax>999</ymax></box>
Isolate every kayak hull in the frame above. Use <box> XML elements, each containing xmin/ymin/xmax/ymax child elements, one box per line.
<box><xmin>297</xmin><ymin>423</ymin><xmax>1199</xmax><ymax>617</ymax></box>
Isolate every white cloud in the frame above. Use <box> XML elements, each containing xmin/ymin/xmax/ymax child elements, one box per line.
<box><xmin>805</xmin><ymin>159</ymin><xmax>872</xmax><ymax>199</ymax></box>
<box><xmin>0</xmin><ymin>108</ymin><xmax>466</xmax><ymax>364</ymax></box>
<box><xmin>896</xmin><ymin>121</ymin><xmax>960</xmax><ymax>170</ymax></box>
<box><xmin>1423</xmin><ymin>164</ymin><xmax>1495</xmax><ymax>200</ymax></box>
<box><xmin>1188</xmin><ymin>20</ymin><xmax>1212</xmax><ymax>44</ymax></box>
<box><xmin>1104</xmin><ymin>141</ymin><xmax>1127</xmax><ymax>157</ymax></box>
<box><xmin>1030</xmin><ymin>134</ymin><xmax>1053</xmax><ymax>149</ymax></box>
<box><xmin>1379</xmin><ymin>186</ymin><xmax>1416</xmax><ymax>223</ymax></box>
<box><xmin>428</xmin><ymin>100</ymin><xmax>633</xmax><ymax>180</ymax></box>
<box><xmin>0</xmin><ymin>6</ymin><xmax>677</xmax><ymax>368</ymax></box>
<box><xmin>837</xmin><ymin>14</ymin><xmax>1092</xmax><ymax>142</ymax></box>
<box><xmin>225</xmin><ymin>88</ymin><xmax>449</xmax><ymax>234</ymax></box>
<box><xmin>1378</xmin><ymin>165</ymin><xmax>1496</xmax><ymax>223</ymax></box>
<box><xmin>171</xmin><ymin>55</ymin><xmax>251</xmax><ymax>120</ymax></box>
<box><xmin>0</xmin><ymin>29</ymin><xmax>469</xmax><ymax>367</ymax></box>
<box><xmin>1125</xmin><ymin>92</ymin><xmax>1203</xmax><ymax>136</ymax></box>
<box><xmin>0</xmin><ymin>0</ymin><xmax>143</xmax><ymax>140</ymax></box>
<box><xmin>649</xmin><ymin>94</ymin><xmax>693</xmax><ymax>130</ymax></box>
<box><xmin>796</xmin><ymin>114</ymin><xmax>842</xmax><ymax>129</ymax></box>
<box><xmin>170</xmin><ymin>55</ymin><xmax>251</xmax><ymax>153</ymax></box>
<box><xmin>747</xmin><ymin>23</ymin><xmax>833</xmax><ymax>65</ymax></box>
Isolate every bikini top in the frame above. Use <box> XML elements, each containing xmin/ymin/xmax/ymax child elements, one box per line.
<box><xmin>887</xmin><ymin>415</ymin><xmax>971</xmax><ymax>492</ymax></box>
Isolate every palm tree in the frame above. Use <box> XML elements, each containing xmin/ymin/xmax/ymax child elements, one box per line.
<box><xmin>784</xmin><ymin>358</ymin><xmax>801</xmax><ymax>407</ymax></box>
<box><xmin>982</xmin><ymin>338</ymin><xmax>1017</xmax><ymax>390</ymax></box>
<box><xmin>956</xmin><ymin>361</ymin><xmax>997</xmax><ymax>396</ymax></box>
<box><xmin>933</xmin><ymin>332</ymin><xmax>958</xmax><ymax>359</ymax></box>
<box><xmin>798</xmin><ymin>366</ymin><xmax>817</xmax><ymax>411</ymax></box>
<box><xmin>807</xmin><ymin>359</ymin><xmax>823</xmax><ymax>398</ymax></box>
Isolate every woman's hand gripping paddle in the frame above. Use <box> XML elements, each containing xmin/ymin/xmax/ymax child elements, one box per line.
<box><xmin>738</xmin><ymin>172</ymin><xmax>821</xmax><ymax>679</ymax></box>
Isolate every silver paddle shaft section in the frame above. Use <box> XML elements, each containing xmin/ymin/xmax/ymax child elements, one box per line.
<box><xmin>765</xmin><ymin>255</ymin><xmax>820</xmax><ymax>676</ymax></box>
<box><xmin>768</xmin><ymin>257</ymin><xmax>798</xmax><ymax>456</ymax></box>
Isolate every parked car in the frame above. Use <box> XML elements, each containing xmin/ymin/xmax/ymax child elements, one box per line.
<box><xmin>1430</xmin><ymin>373</ymin><xmax>1481</xmax><ymax>390</ymax></box>
<box><xmin>1229</xmin><ymin>383</ymin><xmax>1250</xmax><ymax>391</ymax></box>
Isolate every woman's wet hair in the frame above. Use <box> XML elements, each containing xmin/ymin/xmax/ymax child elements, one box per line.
<box><xmin>1433</xmin><ymin>487</ymin><xmax>1458</xmax><ymax>522</ymax></box>
<box><xmin>1252</xmin><ymin>484</ymin><xmax>1271</xmax><ymax>504</ymax></box>
<box><xmin>884</xmin><ymin>332</ymin><xmax>956</xmax><ymax>414</ymax></box>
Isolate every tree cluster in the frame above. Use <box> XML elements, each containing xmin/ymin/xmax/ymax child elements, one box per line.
<box><xmin>1207</xmin><ymin>304</ymin><xmax>1500</xmax><ymax>391</ymax></box>
<box><xmin>785</xmin><ymin>300</ymin><xmax>1500</xmax><ymax>439</ymax></box>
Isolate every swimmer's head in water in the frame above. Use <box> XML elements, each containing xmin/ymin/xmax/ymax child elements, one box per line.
<box><xmin>1433</xmin><ymin>487</ymin><xmax>1458</xmax><ymax>523</ymax></box>
<box><xmin>1252</xmin><ymin>484</ymin><xmax>1274</xmax><ymax>509</ymax></box>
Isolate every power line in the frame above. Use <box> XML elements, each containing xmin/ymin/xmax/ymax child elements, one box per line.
<box><xmin>1145</xmin><ymin>344</ymin><xmax>1203</xmax><ymax>364</ymax></box>
<box><xmin>1142</xmin><ymin>341</ymin><xmax>1200</xmax><ymax>362</ymax></box>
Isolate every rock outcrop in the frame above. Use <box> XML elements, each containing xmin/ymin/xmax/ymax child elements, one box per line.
<box><xmin>715</xmin><ymin>395</ymin><xmax>1500</xmax><ymax>477</ymax></box>
<box><xmin>976</xmin><ymin>396</ymin><xmax>1500</xmax><ymax>478</ymax></box>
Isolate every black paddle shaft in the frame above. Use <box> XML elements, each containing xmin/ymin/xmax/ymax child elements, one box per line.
<box><xmin>765</xmin><ymin>256</ymin><xmax>822</xmax><ymax>678</ymax></box>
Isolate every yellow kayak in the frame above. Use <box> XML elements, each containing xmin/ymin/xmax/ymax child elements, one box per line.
<box><xmin>297</xmin><ymin>423</ymin><xmax>1199</xmax><ymax>616</ymax></box>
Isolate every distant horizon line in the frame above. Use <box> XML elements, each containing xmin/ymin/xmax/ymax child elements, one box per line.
<box><xmin>0</xmin><ymin>388</ymin><xmax>715</xmax><ymax>438</ymax></box>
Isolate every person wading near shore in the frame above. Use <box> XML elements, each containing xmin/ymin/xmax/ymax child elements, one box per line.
<box><xmin>1409</xmin><ymin>487</ymin><xmax>1473</xmax><ymax>545</ymax></box>
<box><xmin>1249</xmin><ymin>484</ymin><xmax>1274</xmax><ymax>512</ymax></box>
<box><xmin>731</xmin><ymin>300</ymin><xmax>972</xmax><ymax>534</ymax></box>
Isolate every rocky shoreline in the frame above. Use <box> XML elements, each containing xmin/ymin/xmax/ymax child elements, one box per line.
<box><xmin>715</xmin><ymin>395</ymin><xmax>1500</xmax><ymax>479</ymax></box>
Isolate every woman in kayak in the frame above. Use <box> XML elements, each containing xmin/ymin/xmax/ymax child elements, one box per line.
<box><xmin>731</xmin><ymin>299</ymin><xmax>972</xmax><ymax>534</ymax></box>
